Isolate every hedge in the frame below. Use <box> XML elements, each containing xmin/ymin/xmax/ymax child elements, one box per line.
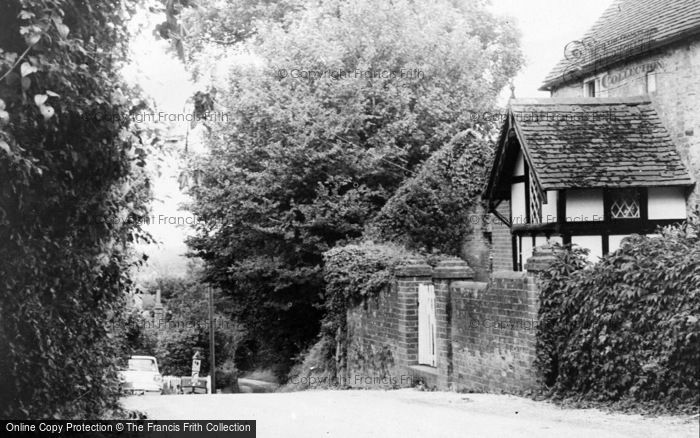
<box><xmin>0</xmin><ymin>0</ymin><xmax>148</xmax><ymax>418</ymax></box>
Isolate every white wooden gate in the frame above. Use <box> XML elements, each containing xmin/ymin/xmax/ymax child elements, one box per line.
<box><xmin>418</xmin><ymin>283</ymin><xmax>437</xmax><ymax>367</ymax></box>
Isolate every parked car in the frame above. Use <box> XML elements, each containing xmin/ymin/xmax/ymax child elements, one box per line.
<box><xmin>119</xmin><ymin>355</ymin><xmax>163</xmax><ymax>395</ymax></box>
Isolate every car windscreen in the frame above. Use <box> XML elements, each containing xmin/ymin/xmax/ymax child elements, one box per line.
<box><xmin>128</xmin><ymin>358</ymin><xmax>157</xmax><ymax>371</ymax></box>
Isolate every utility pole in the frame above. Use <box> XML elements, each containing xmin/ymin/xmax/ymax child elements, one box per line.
<box><xmin>208</xmin><ymin>285</ymin><xmax>216</xmax><ymax>393</ymax></box>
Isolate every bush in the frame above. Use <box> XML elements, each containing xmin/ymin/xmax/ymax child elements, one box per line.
<box><xmin>292</xmin><ymin>242</ymin><xmax>429</xmax><ymax>385</ymax></box>
<box><xmin>284</xmin><ymin>337</ymin><xmax>339</xmax><ymax>391</ymax></box>
<box><xmin>536</xmin><ymin>214</ymin><xmax>700</xmax><ymax>412</ymax></box>
<box><xmin>154</xmin><ymin>327</ymin><xmax>204</xmax><ymax>376</ymax></box>
<box><xmin>366</xmin><ymin>130</ymin><xmax>492</xmax><ymax>255</ymax></box>
<box><xmin>215</xmin><ymin>360</ymin><xmax>240</xmax><ymax>393</ymax></box>
<box><xmin>145</xmin><ymin>275</ymin><xmax>245</xmax><ymax>377</ymax></box>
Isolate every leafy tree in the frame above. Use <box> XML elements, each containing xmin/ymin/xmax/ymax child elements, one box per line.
<box><xmin>0</xmin><ymin>0</ymin><xmax>151</xmax><ymax>418</ymax></box>
<box><xmin>155</xmin><ymin>0</ymin><xmax>302</xmax><ymax>74</ymax></box>
<box><xmin>184</xmin><ymin>0</ymin><xmax>522</xmax><ymax>375</ymax></box>
<box><xmin>140</xmin><ymin>275</ymin><xmax>245</xmax><ymax>376</ymax></box>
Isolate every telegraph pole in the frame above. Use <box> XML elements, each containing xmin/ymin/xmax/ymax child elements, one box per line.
<box><xmin>208</xmin><ymin>285</ymin><xmax>216</xmax><ymax>392</ymax></box>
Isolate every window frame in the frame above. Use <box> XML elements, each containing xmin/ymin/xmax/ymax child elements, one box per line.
<box><xmin>584</xmin><ymin>79</ymin><xmax>596</xmax><ymax>97</ymax></box>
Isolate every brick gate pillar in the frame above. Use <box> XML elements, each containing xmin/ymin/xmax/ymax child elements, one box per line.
<box><xmin>524</xmin><ymin>244</ymin><xmax>561</xmax><ymax>276</ymax></box>
<box><xmin>433</xmin><ymin>258</ymin><xmax>474</xmax><ymax>390</ymax></box>
<box><xmin>394</xmin><ymin>259</ymin><xmax>433</xmax><ymax>372</ymax></box>
<box><xmin>523</xmin><ymin>244</ymin><xmax>561</xmax><ymax>315</ymax></box>
<box><xmin>523</xmin><ymin>244</ymin><xmax>562</xmax><ymax>386</ymax></box>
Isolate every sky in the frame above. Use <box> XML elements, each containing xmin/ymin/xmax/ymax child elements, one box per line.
<box><xmin>127</xmin><ymin>0</ymin><xmax>614</xmax><ymax>281</ymax></box>
<box><xmin>489</xmin><ymin>0</ymin><xmax>612</xmax><ymax>103</ymax></box>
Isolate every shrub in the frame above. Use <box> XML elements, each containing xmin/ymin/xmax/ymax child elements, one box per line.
<box><xmin>536</xmin><ymin>214</ymin><xmax>700</xmax><ymax>412</ymax></box>
<box><xmin>292</xmin><ymin>242</ymin><xmax>431</xmax><ymax>385</ymax></box>
<box><xmin>154</xmin><ymin>327</ymin><xmax>204</xmax><ymax>376</ymax></box>
<box><xmin>139</xmin><ymin>275</ymin><xmax>246</xmax><ymax>377</ymax></box>
<box><xmin>284</xmin><ymin>337</ymin><xmax>340</xmax><ymax>391</ymax></box>
<box><xmin>365</xmin><ymin>130</ymin><xmax>492</xmax><ymax>255</ymax></box>
<box><xmin>215</xmin><ymin>360</ymin><xmax>240</xmax><ymax>393</ymax></box>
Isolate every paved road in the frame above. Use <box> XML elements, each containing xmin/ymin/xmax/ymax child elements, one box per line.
<box><xmin>122</xmin><ymin>389</ymin><xmax>698</xmax><ymax>438</ymax></box>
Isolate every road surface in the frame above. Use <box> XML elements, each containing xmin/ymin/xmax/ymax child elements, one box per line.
<box><xmin>122</xmin><ymin>389</ymin><xmax>698</xmax><ymax>438</ymax></box>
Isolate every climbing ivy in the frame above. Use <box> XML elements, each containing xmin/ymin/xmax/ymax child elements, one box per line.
<box><xmin>366</xmin><ymin>130</ymin><xmax>493</xmax><ymax>255</ymax></box>
<box><xmin>536</xmin><ymin>214</ymin><xmax>700</xmax><ymax>413</ymax></box>
<box><xmin>0</xmin><ymin>0</ymin><xmax>152</xmax><ymax>418</ymax></box>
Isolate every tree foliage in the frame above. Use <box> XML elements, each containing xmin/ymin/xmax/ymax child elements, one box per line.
<box><xmin>136</xmin><ymin>276</ymin><xmax>245</xmax><ymax>377</ymax></box>
<box><xmin>0</xmin><ymin>0</ymin><xmax>151</xmax><ymax>418</ymax></box>
<box><xmin>184</xmin><ymin>0</ymin><xmax>522</xmax><ymax>374</ymax></box>
<box><xmin>536</xmin><ymin>215</ymin><xmax>700</xmax><ymax>412</ymax></box>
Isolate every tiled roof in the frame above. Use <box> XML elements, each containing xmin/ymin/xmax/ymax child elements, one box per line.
<box><xmin>541</xmin><ymin>0</ymin><xmax>700</xmax><ymax>90</ymax></box>
<box><xmin>508</xmin><ymin>97</ymin><xmax>693</xmax><ymax>190</ymax></box>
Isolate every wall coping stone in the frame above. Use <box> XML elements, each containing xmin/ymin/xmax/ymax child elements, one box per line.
<box><xmin>492</xmin><ymin>270</ymin><xmax>528</xmax><ymax>280</ymax></box>
<box><xmin>395</xmin><ymin>259</ymin><xmax>432</xmax><ymax>277</ymax></box>
<box><xmin>450</xmin><ymin>280</ymin><xmax>488</xmax><ymax>290</ymax></box>
<box><xmin>525</xmin><ymin>244</ymin><xmax>563</xmax><ymax>273</ymax></box>
<box><xmin>433</xmin><ymin>258</ymin><xmax>475</xmax><ymax>279</ymax></box>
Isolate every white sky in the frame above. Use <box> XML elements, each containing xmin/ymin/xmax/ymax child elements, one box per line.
<box><xmin>490</xmin><ymin>0</ymin><xmax>612</xmax><ymax>103</ymax></box>
<box><xmin>127</xmin><ymin>0</ymin><xmax>614</xmax><ymax>281</ymax></box>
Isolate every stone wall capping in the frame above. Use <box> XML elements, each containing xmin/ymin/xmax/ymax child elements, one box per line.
<box><xmin>394</xmin><ymin>258</ymin><xmax>433</xmax><ymax>277</ymax></box>
<box><xmin>491</xmin><ymin>270</ymin><xmax>528</xmax><ymax>280</ymax></box>
<box><xmin>450</xmin><ymin>280</ymin><xmax>488</xmax><ymax>290</ymax></box>
<box><xmin>525</xmin><ymin>244</ymin><xmax>564</xmax><ymax>273</ymax></box>
<box><xmin>433</xmin><ymin>258</ymin><xmax>475</xmax><ymax>280</ymax></box>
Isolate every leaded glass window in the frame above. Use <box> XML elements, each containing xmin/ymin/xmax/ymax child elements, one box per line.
<box><xmin>610</xmin><ymin>189</ymin><xmax>640</xmax><ymax>219</ymax></box>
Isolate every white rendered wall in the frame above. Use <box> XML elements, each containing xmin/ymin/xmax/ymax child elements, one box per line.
<box><xmin>648</xmin><ymin>187</ymin><xmax>687</xmax><ymax>220</ymax></box>
<box><xmin>609</xmin><ymin>234</ymin><xmax>632</xmax><ymax>252</ymax></box>
<box><xmin>566</xmin><ymin>189</ymin><xmax>604</xmax><ymax>222</ymax></box>
<box><xmin>542</xmin><ymin>190</ymin><xmax>558</xmax><ymax>223</ymax></box>
<box><xmin>571</xmin><ymin>235</ymin><xmax>603</xmax><ymax>262</ymax></box>
<box><xmin>511</xmin><ymin>150</ymin><xmax>526</xmax><ymax>224</ymax></box>
<box><xmin>511</xmin><ymin>182</ymin><xmax>526</xmax><ymax>224</ymax></box>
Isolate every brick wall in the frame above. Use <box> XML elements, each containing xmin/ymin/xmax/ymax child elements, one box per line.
<box><xmin>460</xmin><ymin>203</ymin><xmax>493</xmax><ymax>281</ymax></box>
<box><xmin>345</xmin><ymin>284</ymin><xmax>406</xmax><ymax>388</ymax></box>
<box><xmin>552</xmin><ymin>38</ymin><xmax>700</xmax><ymax>206</ymax></box>
<box><xmin>343</xmin><ymin>263</ymin><xmax>431</xmax><ymax>388</ymax></box>
<box><xmin>439</xmin><ymin>272</ymin><xmax>539</xmax><ymax>393</ymax></box>
<box><xmin>345</xmin><ymin>256</ymin><xmax>549</xmax><ymax>393</ymax></box>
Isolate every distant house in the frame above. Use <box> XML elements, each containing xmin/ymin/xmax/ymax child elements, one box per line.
<box><xmin>483</xmin><ymin>0</ymin><xmax>698</xmax><ymax>270</ymax></box>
